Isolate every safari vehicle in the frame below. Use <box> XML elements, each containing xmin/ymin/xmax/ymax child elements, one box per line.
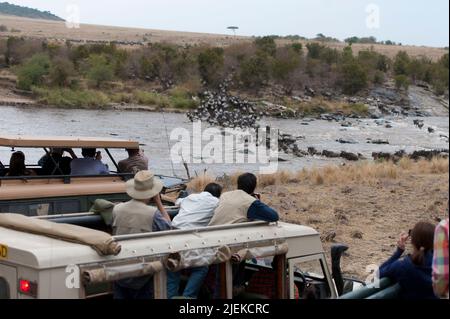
<box><xmin>0</xmin><ymin>135</ymin><xmax>186</xmax><ymax>216</ymax></box>
<box><xmin>0</xmin><ymin>211</ymin><xmax>370</xmax><ymax>300</ymax></box>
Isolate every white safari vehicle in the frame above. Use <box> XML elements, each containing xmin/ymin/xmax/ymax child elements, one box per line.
<box><xmin>0</xmin><ymin>212</ymin><xmax>342</xmax><ymax>300</ymax></box>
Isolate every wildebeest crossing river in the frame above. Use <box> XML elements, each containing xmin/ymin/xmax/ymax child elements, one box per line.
<box><xmin>0</xmin><ymin>105</ymin><xmax>448</xmax><ymax>177</ymax></box>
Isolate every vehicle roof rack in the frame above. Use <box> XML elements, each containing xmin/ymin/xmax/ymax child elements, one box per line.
<box><xmin>0</xmin><ymin>135</ymin><xmax>139</xmax><ymax>149</ymax></box>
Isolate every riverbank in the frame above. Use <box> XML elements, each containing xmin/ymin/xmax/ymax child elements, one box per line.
<box><xmin>0</xmin><ymin>75</ymin><xmax>448</xmax><ymax>119</ymax></box>
<box><xmin>187</xmin><ymin>159</ymin><xmax>450</xmax><ymax>280</ymax></box>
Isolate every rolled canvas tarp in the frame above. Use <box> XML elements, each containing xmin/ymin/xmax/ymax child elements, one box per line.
<box><xmin>82</xmin><ymin>261</ymin><xmax>163</xmax><ymax>284</ymax></box>
<box><xmin>0</xmin><ymin>213</ymin><xmax>121</xmax><ymax>256</ymax></box>
<box><xmin>165</xmin><ymin>246</ymin><xmax>232</xmax><ymax>272</ymax></box>
<box><xmin>231</xmin><ymin>243</ymin><xmax>289</xmax><ymax>264</ymax></box>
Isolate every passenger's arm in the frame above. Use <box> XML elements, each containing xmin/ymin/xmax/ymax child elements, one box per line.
<box><xmin>154</xmin><ymin>195</ymin><xmax>171</xmax><ymax>222</ymax></box>
<box><xmin>152</xmin><ymin>211</ymin><xmax>172</xmax><ymax>231</ymax></box>
<box><xmin>379</xmin><ymin>233</ymin><xmax>409</xmax><ymax>278</ymax></box>
<box><xmin>247</xmin><ymin>200</ymin><xmax>279</xmax><ymax>222</ymax></box>
<box><xmin>379</xmin><ymin>248</ymin><xmax>404</xmax><ymax>279</ymax></box>
<box><xmin>432</xmin><ymin>222</ymin><xmax>449</xmax><ymax>298</ymax></box>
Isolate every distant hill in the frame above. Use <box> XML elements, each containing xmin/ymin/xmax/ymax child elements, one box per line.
<box><xmin>0</xmin><ymin>2</ymin><xmax>63</xmax><ymax>21</ymax></box>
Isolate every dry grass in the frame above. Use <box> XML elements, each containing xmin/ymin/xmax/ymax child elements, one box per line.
<box><xmin>187</xmin><ymin>158</ymin><xmax>449</xmax><ymax>193</ymax></box>
<box><xmin>186</xmin><ymin>173</ymin><xmax>216</xmax><ymax>193</ymax></box>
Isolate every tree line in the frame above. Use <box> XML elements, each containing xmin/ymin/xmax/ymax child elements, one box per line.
<box><xmin>0</xmin><ymin>36</ymin><xmax>448</xmax><ymax>107</ymax></box>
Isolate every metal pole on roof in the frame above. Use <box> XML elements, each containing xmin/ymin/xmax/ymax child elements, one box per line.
<box><xmin>105</xmin><ymin>148</ymin><xmax>120</xmax><ymax>173</ymax></box>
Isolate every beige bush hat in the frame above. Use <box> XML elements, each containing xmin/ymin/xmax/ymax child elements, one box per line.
<box><xmin>126</xmin><ymin>170</ymin><xmax>164</xmax><ymax>200</ymax></box>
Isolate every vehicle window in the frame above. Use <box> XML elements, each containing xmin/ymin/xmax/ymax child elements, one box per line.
<box><xmin>0</xmin><ymin>199</ymin><xmax>81</xmax><ymax>216</ymax></box>
<box><xmin>0</xmin><ymin>277</ymin><xmax>10</xmax><ymax>299</ymax></box>
<box><xmin>53</xmin><ymin>200</ymin><xmax>81</xmax><ymax>214</ymax></box>
<box><xmin>0</xmin><ymin>203</ymin><xmax>34</xmax><ymax>216</ymax></box>
<box><xmin>292</xmin><ymin>259</ymin><xmax>331</xmax><ymax>299</ymax></box>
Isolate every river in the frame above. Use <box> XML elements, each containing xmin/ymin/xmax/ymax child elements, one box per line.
<box><xmin>0</xmin><ymin>105</ymin><xmax>448</xmax><ymax>177</ymax></box>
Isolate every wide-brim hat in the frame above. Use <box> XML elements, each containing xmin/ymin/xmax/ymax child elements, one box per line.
<box><xmin>126</xmin><ymin>170</ymin><xmax>164</xmax><ymax>200</ymax></box>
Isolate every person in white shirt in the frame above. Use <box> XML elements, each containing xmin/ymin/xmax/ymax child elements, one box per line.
<box><xmin>167</xmin><ymin>183</ymin><xmax>222</xmax><ymax>299</ymax></box>
<box><xmin>172</xmin><ymin>183</ymin><xmax>222</xmax><ymax>230</ymax></box>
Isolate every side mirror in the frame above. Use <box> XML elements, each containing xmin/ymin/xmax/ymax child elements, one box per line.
<box><xmin>331</xmin><ymin>244</ymin><xmax>349</xmax><ymax>296</ymax></box>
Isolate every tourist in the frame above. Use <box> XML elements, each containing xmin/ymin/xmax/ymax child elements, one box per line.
<box><xmin>6</xmin><ymin>151</ymin><xmax>36</xmax><ymax>177</ymax></box>
<box><xmin>208</xmin><ymin>173</ymin><xmax>279</xmax><ymax>298</ymax></box>
<box><xmin>111</xmin><ymin>170</ymin><xmax>172</xmax><ymax>299</ymax></box>
<box><xmin>70</xmin><ymin>148</ymin><xmax>109</xmax><ymax>175</ymax></box>
<box><xmin>432</xmin><ymin>208</ymin><xmax>449</xmax><ymax>298</ymax></box>
<box><xmin>379</xmin><ymin>221</ymin><xmax>438</xmax><ymax>299</ymax></box>
<box><xmin>39</xmin><ymin>148</ymin><xmax>77</xmax><ymax>175</ymax></box>
<box><xmin>118</xmin><ymin>148</ymin><xmax>149</xmax><ymax>174</ymax></box>
<box><xmin>117</xmin><ymin>148</ymin><xmax>169</xmax><ymax>219</ymax></box>
<box><xmin>167</xmin><ymin>183</ymin><xmax>223</xmax><ymax>299</ymax></box>
<box><xmin>208</xmin><ymin>173</ymin><xmax>279</xmax><ymax>226</ymax></box>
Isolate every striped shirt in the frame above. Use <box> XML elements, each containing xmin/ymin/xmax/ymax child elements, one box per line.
<box><xmin>432</xmin><ymin>218</ymin><xmax>449</xmax><ymax>298</ymax></box>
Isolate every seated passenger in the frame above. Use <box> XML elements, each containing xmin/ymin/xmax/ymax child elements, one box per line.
<box><xmin>208</xmin><ymin>173</ymin><xmax>279</xmax><ymax>226</ymax></box>
<box><xmin>118</xmin><ymin>148</ymin><xmax>149</xmax><ymax>174</ymax></box>
<box><xmin>112</xmin><ymin>170</ymin><xmax>171</xmax><ymax>299</ymax></box>
<box><xmin>208</xmin><ymin>173</ymin><xmax>278</xmax><ymax>298</ymax></box>
<box><xmin>379</xmin><ymin>221</ymin><xmax>438</xmax><ymax>299</ymax></box>
<box><xmin>167</xmin><ymin>183</ymin><xmax>223</xmax><ymax>299</ymax></box>
<box><xmin>6</xmin><ymin>151</ymin><xmax>36</xmax><ymax>177</ymax></box>
<box><xmin>39</xmin><ymin>148</ymin><xmax>77</xmax><ymax>175</ymax></box>
<box><xmin>70</xmin><ymin>148</ymin><xmax>109</xmax><ymax>175</ymax></box>
<box><xmin>117</xmin><ymin>148</ymin><xmax>168</xmax><ymax>218</ymax></box>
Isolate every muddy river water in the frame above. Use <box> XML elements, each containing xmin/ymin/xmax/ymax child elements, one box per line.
<box><xmin>0</xmin><ymin>105</ymin><xmax>448</xmax><ymax>177</ymax></box>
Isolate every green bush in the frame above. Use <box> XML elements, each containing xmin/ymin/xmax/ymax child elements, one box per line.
<box><xmin>306</xmin><ymin>43</ymin><xmax>325</xmax><ymax>59</ymax></box>
<box><xmin>394</xmin><ymin>74</ymin><xmax>410</xmax><ymax>91</ymax></box>
<box><xmin>393</xmin><ymin>51</ymin><xmax>410</xmax><ymax>75</ymax></box>
<box><xmin>239</xmin><ymin>54</ymin><xmax>270</xmax><ymax>89</ymax></box>
<box><xmin>49</xmin><ymin>57</ymin><xmax>75</xmax><ymax>87</ymax></box>
<box><xmin>197</xmin><ymin>47</ymin><xmax>224</xmax><ymax>85</ymax></box>
<box><xmin>255</xmin><ymin>36</ymin><xmax>277</xmax><ymax>57</ymax></box>
<box><xmin>291</xmin><ymin>43</ymin><xmax>303</xmax><ymax>54</ymax></box>
<box><xmin>33</xmin><ymin>87</ymin><xmax>110</xmax><ymax>108</ymax></box>
<box><xmin>17</xmin><ymin>53</ymin><xmax>51</xmax><ymax>90</ymax></box>
<box><xmin>86</xmin><ymin>54</ymin><xmax>114</xmax><ymax>88</ymax></box>
<box><xmin>338</xmin><ymin>61</ymin><xmax>368</xmax><ymax>94</ymax></box>
<box><xmin>373</xmin><ymin>70</ymin><xmax>385</xmax><ymax>85</ymax></box>
<box><xmin>272</xmin><ymin>47</ymin><xmax>301</xmax><ymax>82</ymax></box>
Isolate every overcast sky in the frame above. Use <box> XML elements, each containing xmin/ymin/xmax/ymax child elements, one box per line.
<box><xmin>4</xmin><ymin>0</ymin><xmax>449</xmax><ymax>47</ymax></box>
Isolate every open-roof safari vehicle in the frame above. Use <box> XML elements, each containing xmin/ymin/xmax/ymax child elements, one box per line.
<box><xmin>0</xmin><ymin>135</ymin><xmax>186</xmax><ymax>217</ymax></box>
<box><xmin>0</xmin><ymin>208</ymin><xmax>400</xmax><ymax>300</ymax></box>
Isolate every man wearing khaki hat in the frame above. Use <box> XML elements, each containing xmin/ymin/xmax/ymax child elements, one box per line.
<box><xmin>112</xmin><ymin>170</ymin><xmax>172</xmax><ymax>299</ymax></box>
